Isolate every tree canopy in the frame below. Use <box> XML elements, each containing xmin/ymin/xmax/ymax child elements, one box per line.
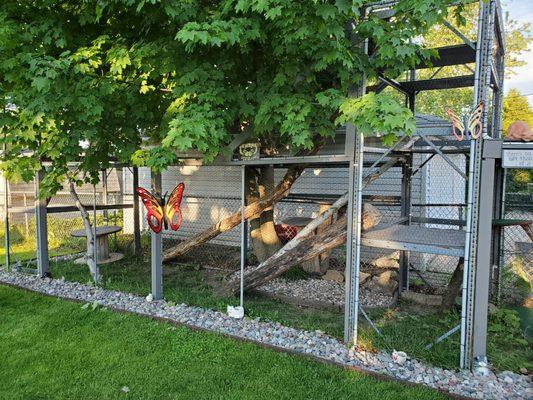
<box><xmin>1</xmin><ymin>0</ymin><xmax>463</xmax><ymax>195</ymax></box>
<box><xmin>503</xmin><ymin>89</ymin><xmax>533</xmax><ymax>133</ymax></box>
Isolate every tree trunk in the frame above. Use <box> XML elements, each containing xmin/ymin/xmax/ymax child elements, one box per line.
<box><xmin>246</xmin><ymin>167</ymin><xmax>270</xmax><ymax>263</ymax></box>
<box><xmin>163</xmin><ymin>165</ymin><xmax>306</xmax><ymax>262</ymax></box>
<box><xmin>218</xmin><ymin>203</ymin><xmax>382</xmax><ymax>296</ymax></box>
<box><xmin>69</xmin><ymin>181</ymin><xmax>99</xmax><ymax>281</ymax></box>
<box><xmin>439</xmin><ymin>258</ymin><xmax>464</xmax><ymax>312</ymax></box>
<box><xmin>258</xmin><ymin>165</ymin><xmax>282</xmax><ymax>258</ymax></box>
<box><xmin>246</xmin><ymin>165</ymin><xmax>283</xmax><ymax>263</ymax></box>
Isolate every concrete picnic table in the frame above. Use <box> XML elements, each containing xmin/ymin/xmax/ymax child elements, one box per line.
<box><xmin>70</xmin><ymin>225</ymin><xmax>124</xmax><ymax>264</ymax></box>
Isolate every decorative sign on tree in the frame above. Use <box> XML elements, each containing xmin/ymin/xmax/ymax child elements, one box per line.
<box><xmin>238</xmin><ymin>142</ymin><xmax>260</xmax><ymax>160</ymax></box>
<box><xmin>445</xmin><ymin>102</ymin><xmax>484</xmax><ymax>141</ymax></box>
<box><xmin>136</xmin><ymin>183</ymin><xmax>185</xmax><ymax>233</ymax></box>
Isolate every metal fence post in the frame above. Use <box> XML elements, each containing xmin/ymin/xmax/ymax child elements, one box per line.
<box><xmin>461</xmin><ymin>0</ymin><xmax>497</xmax><ymax>369</ymax></box>
<box><xmin>23</xmin><ymin>193</ymin><xmax>29</xmax><ymax>235</ymax></box>
<box><xmin>471</xmin><ymin>155</ymin><xmax>497</xmax><ymax>360</ymax></box>
<box><xmin>132</xmin><ymin>167</ymin><xmax>142</xmax><ymax>256</ymax></box>
<box><xmin>35</xmin><ymin>170</ymin><xmax>50</xmax><ymax>277</ymax></box>
<box><xmin>399</xmin><ymin>155</ymin><xmax>412</xmax><ymax>292</ymax></box>
<box><xmin>3</xmin><ymin>174</ymin><xmax>10</xmax><ymax>270</ymax></box>
<box><xmin>151</xmin><ymin>171</ymin><xmax>163</xmax><ymax>300</ymax></box>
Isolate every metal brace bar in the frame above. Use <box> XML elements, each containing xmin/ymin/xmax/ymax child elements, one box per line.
<box><xmin>425</xmin><ymin>324</ymin><xmax>461</xmax><ymax>350</ymax></box>
<box><xmin>428</xmin><ymin>66</ymin><xmax>444</xmax><ymax>80</ymax></box>
<box><xmin>363</xmin><ymin>136</ymin><xmax>407</xmax><ymax>178</ymax></box>
<box><xmin>360</xmin><ymin>307</ymin><xmax>384</xmax><ymax>339</ymax></box>
<box><xmin>377</xmin><ymin>75</ymin><xmax>410</xmax><ymax>96</ymax></box>
<box><xmin>420</xmin><ymin>134</ymin><xmax>467</xmax><ymax>180</ymax></box>
<box><xmin>442</xmin><ymin>20</ymin><xmax>476</xmax><ymax>50</ymax></box>
<box><xmin>464</xmin><ymin>64</ymin><xmax>475</xmax><ymax>74</ymax></box>
<box><xmin>411</xmin><ymin>153</ymin><xmax>436</xmax><ymax>177</ymax></box>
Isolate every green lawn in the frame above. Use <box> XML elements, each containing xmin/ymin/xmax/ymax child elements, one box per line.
<box><xmin>46</xmin><ymin>247</ymin><xmax>532</xmax><ymax>373</ymax></box>
<box><xmin>0</xmin><ymin>285</ymin><xmax>447</xmax><ymax>400</ymax></box>
<box><xmin>2</xmin><ymin>225</ymin><xmax>531</xmax><ymax>373</ymax></box>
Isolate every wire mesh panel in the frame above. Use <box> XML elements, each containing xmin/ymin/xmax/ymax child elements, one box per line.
<box><xmin>349</xmin><ymin>136</ymin><xmax>472</xmax><ymax>367</ymax></box>
<box><xmin>0</xmin><ymin>176</ymin><xmax>37</xmax><ymax>269</ymax></box>
<box><xmin>499</xmin><ymin>181</ymin><xmax>533</xmax><ymax>306</ymax></box>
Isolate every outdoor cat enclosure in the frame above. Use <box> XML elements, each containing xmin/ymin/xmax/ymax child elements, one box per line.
<box><xmin>221</xmin><ymin>0</ymin><xmax>509</xmax><ymax>370</ymax></box>
<box><xmin>2</xmin><ymin>0</ymin><xmax>529</xmax><ymax>371</ymax></box>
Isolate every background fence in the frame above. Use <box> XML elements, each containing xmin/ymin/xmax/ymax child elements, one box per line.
<box><xmin>0</xmin><ymin>164</ymin><xmax>531</xmax><ymax>305</ymax></box>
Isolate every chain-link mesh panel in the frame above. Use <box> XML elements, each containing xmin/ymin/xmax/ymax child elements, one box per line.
<box><xmin>0</xmin><ymin>177</ymin><xmax>37</xmax><ymax>269</ymax></box>
<box><xmin>499</xmin><ymin>187</ymin><xmax>533</xmax><ymax>305</ymax></box>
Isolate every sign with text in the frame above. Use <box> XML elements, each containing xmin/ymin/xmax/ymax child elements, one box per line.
<box><xmin>502</xmin><ymin>149</ymin><xmax>533</xmax><ymax>169</ymax></box>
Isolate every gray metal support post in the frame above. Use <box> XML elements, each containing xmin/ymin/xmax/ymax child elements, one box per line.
<box><xmin>471</xmin><ymin>155</ymin><xmax>497</xmax><ymax>360</ymax></box>
<box><xmin>3</xmin><ymin>173</ymin><xmax>10</xmax><ymax>269</ymax></box>
<box><xmin>491</xmin><ymin>155</ymin><xmax>504</xmax><ymax>302</ymax></box>
<box><xmin>2</xmin><ymin>132</ymin><xmax>10</xmax><ymax>269</ymax></box>
<box><xmin>239</xmin><ymin>165</ymin><xmax>248</xmax><ymax>308</ymax></box>
<box><xmin>344</xmin><ymin>128</ymin><xmax>365</xmax><ymax>344</ymax></box>
<box><xmin>132</xmin><ymin>167</ymin><xmax>141</xmax><ymax>256</ymax></box>
<box><xmin>151</xmin><ymin>171</ymin><xmax>163</xmax><ymax>300</ymax></box>
<box><xmin>92</xmin><ymin>183</ymin><xmax>99</xmax><ymax>283</ymax></box>
<box><xmin>461</xmin><ymin>0</ymin><xmax>497</xmax><ymax>369</ymax></box>
<box><xmin>35</xmin><ymin>170</ymin><xmax>50</xmax><ymax>277</ymax></box>
<box><xmin>102</xmin><ymin>169</ymin><xmax>108</xmax><ymax>221</ymax></box>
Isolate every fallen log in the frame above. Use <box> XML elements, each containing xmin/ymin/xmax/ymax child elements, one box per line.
<box><xmin>218</xmin><ymin>204</ymin><xmax>381</xmax><ymax>296</ymax></box>
<box><xmin>218</xmin><ymin>155</ymin><xmax>402</xmax><ymax>296</ymax></box>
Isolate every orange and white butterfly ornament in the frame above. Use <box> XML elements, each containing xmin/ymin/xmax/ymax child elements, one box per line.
<box><xmin>136</xmin><ymin>183</ymin><xmax>185</xmax><ymax>233</ymax></box>
<box><xmin>445</xmin><ymin>102</ymin><xmax>484</xmax><ymax>141</ymax></box>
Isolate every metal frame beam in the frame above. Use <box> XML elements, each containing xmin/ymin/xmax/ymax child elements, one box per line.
<box><xmin>461</xmin><ymin>0</ymin><xmax>499</xmax><ymax>370</ymax></box>
<box><xmin>3</xmin><ymin>173</ymin><xmax>10</xmax><ymax>269</ymax></box>
<box><xmin>151</xmin><ymin>171</ymin><xmax>163</xmax><ymax>300</ymax></box>
<box><xmin>35</xmin><ymin>170</ymin><xmax>50</xmax><ymax>277</ymax></box>
<box><xmin>132</xmin><ymin>167</ymin><xmax>142</xmax><ymax>256</ymax></box>
<box><xmin>344</xmin><ymin>27</ymin><xmax>367</xmax><ymax>344</ymax></box>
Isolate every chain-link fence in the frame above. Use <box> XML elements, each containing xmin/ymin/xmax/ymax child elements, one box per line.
<box><xmin>499</xmin><ymin>183</ymin><xmax>533</xmax><ymax>306</ymax></box>
<box><xmin>0</xmin><ymin>168</ymin><xmax>135</xmax><ymax>270</ymax></box>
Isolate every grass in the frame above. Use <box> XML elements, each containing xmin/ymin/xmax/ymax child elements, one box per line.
<box><xmin>0</xmin><ymin>285</ymin><xmax>447</xmax><ymax>400</ymax></box>
<box><xmin>46</xmin><ymin>247</ymin><xmax>533</xmax><ymax>373</ymax></box>
<box><xmin>2</xmin><ymin>223</ymin><xmax>531</xmax><ymax>373</ymax></box>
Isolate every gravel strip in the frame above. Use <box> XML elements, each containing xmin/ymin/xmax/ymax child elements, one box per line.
<box><xmin>259</xmin><ymin>278</ymin><xmax>395</xmax><ymax>308</ymax></box>
<box><xmin>0</xmin><ymin>269</ymin><xmax>530</xmax><ymax>400</ymax></box>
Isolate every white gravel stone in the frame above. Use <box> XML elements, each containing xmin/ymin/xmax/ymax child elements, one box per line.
<box><xmin>0</xmin><ymin>268</ymin><xmax>530</xmax><ymax>400</ymax></box>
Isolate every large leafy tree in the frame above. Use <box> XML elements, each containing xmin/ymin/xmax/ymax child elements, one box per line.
<box><xmin>1</xmin><ymin>0</ymin><xmax>464</xmax><ymax>273</ymax></box>
<box><xmin>0</xmin><ymin>0</ymin><xmax>464</xmax><ymax>186</ymax></box>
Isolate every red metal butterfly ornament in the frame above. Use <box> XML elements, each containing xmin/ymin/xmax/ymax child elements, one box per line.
<box><xmin>136</xmin><ymin>183</ymin><xmax>185</xmax><ymax>233</ymax></box>
<box><xmin>445</xmin><ymin>102</ymin><xmax>484</xmax><ymax>141</ymax></box>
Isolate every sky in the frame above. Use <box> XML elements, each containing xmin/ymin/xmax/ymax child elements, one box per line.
<box><xmin>504</xmin><ymin>0</ymin><xmax>533</xmax><ymax>104</ymax></box>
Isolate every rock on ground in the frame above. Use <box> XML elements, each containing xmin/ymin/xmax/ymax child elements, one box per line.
<box><xmin>0</xmin><ymin>268</ymin><xmax>530</xmax><ymax>400</ymax></box>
